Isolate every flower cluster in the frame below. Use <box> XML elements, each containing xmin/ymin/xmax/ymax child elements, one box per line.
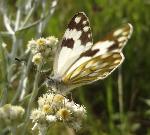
<box><xmin>30</xmin><ymin>93</ymin><xmax>86</xmax><ymax>132</ymax></box>
<box><xmin>27</xmin><ymin>36</ymin><xmax>58</xmax><ymax>65</ymax></box>
<box><xmin>0</xmin><ymin>104</ymin><xmax>25</xmax><ymax>125</ymax></box>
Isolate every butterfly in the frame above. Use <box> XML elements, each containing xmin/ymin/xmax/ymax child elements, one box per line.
<box><xmin>47</xmin><ymin>12</ymin><xmax>133</xmax><ymax>94</ymax></box>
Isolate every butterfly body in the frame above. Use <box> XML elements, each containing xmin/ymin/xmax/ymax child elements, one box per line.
<box><xmin>47</xmin><ymin>12</ymin><xmax>133</xmax><ymax>94</ymax></box>
<box><xmin>46</xmin><ymin>76</ymin><xmax>70</xmax><ymax>93</ymax></box>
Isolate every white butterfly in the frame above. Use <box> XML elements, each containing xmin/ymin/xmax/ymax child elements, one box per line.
<box><xmin>47</xmin><ymin>12</ymin><xmax>133</xmax><ymax>94</ymax></box>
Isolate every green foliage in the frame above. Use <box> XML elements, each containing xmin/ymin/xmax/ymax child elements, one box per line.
<box><xmin>0</xmin><ymin>0</ymin><xmax>150</xmax><ymax>135</ymax></box>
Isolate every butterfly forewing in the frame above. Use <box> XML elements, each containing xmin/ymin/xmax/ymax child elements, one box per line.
<box><xmin>54</xmin><ymin>12</ymin><xmax>93</xmax><ymax>77</ymax></box>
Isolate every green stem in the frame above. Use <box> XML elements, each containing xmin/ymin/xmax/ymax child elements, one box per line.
<box><xmin>11</xmin><ymin>54</ymin><xmax>32</xmax><ymax>104</ymax></box>
<box><xmin>21</xmin><ymin>1</ymin><xmax>38</xmax><ymax>28</ymax></box>
<box><xmin>8</xmin><ymin>36</ymin><xmax>18</xmax><ymax>82</ymax></box>
<box><xmin>15</xmin><ymin>9</ymin><xmax>21</xmax><ymax>31</ymax></box>
<box><xmin>39</xmin><ymin>126</ymin><xmax>48</xmax><ymax>135</ymax></box>
<box><xmin>0</xmin><ymin>31</ymin><xmax>13</xmax><ymax>36</ymax></box>
<box><xmin>118</xmin><ymin>66</ymin><xmax>125</xmax><ymax>134</ymax></box>
<box><xmin>106</xmin><ymin>79</ymin><xmax>115</xmax><ymax>134</ymax></box>
<box><xmin>22</xmin><ymin>64</ymin><xmax>42</xmax><ymax>135</ymax></box>
<box><xmin>9</xmin><ymin>125</ymin><xmax>17</xmax><ymax>135</ymax></box>
<box><xmin>3</xmin><ymin>14</ymin><xmax>14</xmax><ymax>34</ymax></box>
<box><xmin>8</xmin><ymin>7</ymin><xmax>21</xmax><ymax>82</ymax></box>
<box><xmin>118</xmin><ymin>66</ymin><xmax>124</xmax><ymax>114</ymax></box>
<box><xmin>0</xmin><ymin>37</ymin><xmax>8</xmax><ymax>106</ymax></box>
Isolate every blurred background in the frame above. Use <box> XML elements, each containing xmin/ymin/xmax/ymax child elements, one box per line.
<box><xmin>0</xmin><ymin>0</ymin><xmax>150</xmax><ymax>135</ymax></box>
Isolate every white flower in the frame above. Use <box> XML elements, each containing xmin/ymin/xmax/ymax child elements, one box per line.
<box><xmin>51</xmin><ymin>94</ymin><xmax>65</xmax><ymax>108</ymax></box>
<box><xmin>27</xmin><ymin>36</ymin><xmax>58</xmax><ymax>56</ymax></box>
<box><xmin>36</xmin><ymin>38</ymin><xmax>47</xmax><ymax>51</ymax></box>
<box><xmin>42</xmin><ymin>104</ymin><xmax>53</xmax><ymax>114</ymax></box>
<box><xmin>30</xmin><ymin>109</ymin><xmax>46</xmax><ymax>123</ymax></box>
<box><xmin>71</xmin><ymin>122</ymin><xmax>82</xmax><ymax>131</ymax></box>
<box><xmin>38</xmin><ymin>93</ymin><xmax>54</xmax><ymax>109</ymax></box>
<box><xmin>46</xmin><ymin>115</ymin><xmax>57</xmax><ymax>123</ymax></box>
<box><xmin>65</xmin><ymin>100</ymin><xmax>77</xmax><ymax>111</ymax></box>
<box><xmin>31</xmin><ymin>93</ymin><xmax>87</xmax><ymax>132</ymax></box>
<box><xmin>27</xmin><ymin>39</ymin><xmax>37</xmax><ymax>53</ymax></box>
<box><xmin>0</xmin><ymin>104</ymin><xmax>25</xmax><ymax>124</ymax></box>
<box><xmin>74</xmin><ymin>105</ymin><xmax>86</xmax><ymax>119</ymax></box>
<box><xmin>11</xmin><ymin>105</ymin><xmax>25</xmax><ymax>119</ymax></box>
<box><xmin>56</xmin><ymin>108</ymin><xmax>71</xmax><ymax>120</ymax></box>
<box><xmin>46</xmin><ymin>36</ymin><xmax>58</xmax><ymax>46</ymax></box>
<box><xmin>32</xmin><ymin>53</ymin><xmax>43</xmax><ymax>65</ymax></box>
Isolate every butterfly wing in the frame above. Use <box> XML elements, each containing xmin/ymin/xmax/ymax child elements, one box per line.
<box><xmin>62</xmin><ymin>23</ymin><xmax>133</xmax><ymax>89</ymax></box>
<box><xmin>54</xmin><ymin>12</ymin><xmax>93</xmax><ymax>77</ymax></box>
<box><xmin>92</xmin><ymin>23</ymin><xmax>133</xmax><ymax>55</ymax></box>
<box><xmin>63</xmin><ymin>52</ymin><xmax>124</xmax><ymax>89</ymax></box>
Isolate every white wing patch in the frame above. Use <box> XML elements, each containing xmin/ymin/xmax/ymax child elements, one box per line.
<box><xmin>93</xmin><ymin>41</ymin><xmax>115</xmax><ymax>56</ymax></box>
<box><xmin>113</xmin><ymin>29</ymin><xmax>124</xmax><ymax>36</ymax></box>
<box><xmin>57</xmin><ymin>40</ymin><xmax>84</xmax><ymax>76</ymax></box>
<box><xmin>75</xmin><ymin>16</ymin><xmax>81</xmax><ymax>23</ymax></box>
<box><xmin>83</xmin><ymin>26</ymin><xmax>90</xmax><ymax>32</ymax></box>
<box><xmin>64</xmin><ymin>29</ymin><xmax>82</xmax><ymax>40</ymax></box>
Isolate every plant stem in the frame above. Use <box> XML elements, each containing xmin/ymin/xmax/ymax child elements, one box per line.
<box><xmin>9</xmin><ymin>125</ymin><xmax>17</xmax><ymax>135</ymax></box>
<box><xmin>8</xmin><ymin>36</ymin><xmax>18</xmax><ymax>82</ymax></box>
<box><xmin>118</xmin><ymin>66</ymin><xmax>125</xmax><ymax>134</ymax></box>
<box><xmin>118</xmin><ymin>66</ymin><xmax>124</xmax><ymax>114</ymax></box>
<box><xmin>106</xmin><ymin>79</ymin><xmax>115</xmax><ymax>134</ymax></box>
<box><xmin>15</xmin><ymin>9</ymin><xmax>21</xmax><ymax>31</ymax></box>
<box><xmin>39</xmin><ymin>126</ymin><xmax>48</xmax><ymax>135</ymax></box>
<box><xmin>22</xmin><ymin>64</ymin><xmax>42</xmax><ymax>135</ymax></box>
<box><xmin>8</xmin><ymin>7</ymin><xmax>22</xmax><ymax>83</ymax></box>
<box><xmin>11</xmin><ymin>54</ymin><xmax>32</xmax><ymax>104</ymax></box>
<box><xmin>20</xmin><ymin>0</ymin><xmax>38</xmax><ymax>29</ymax></box>
<box><xmin>0</xmin><ymin>31</ymin><xmax>13</xmax><ymax>36</ymax></box>
<box><xmin>3</xmin><ymin>14</ymin><xmax>14</xmax><ymax>35</ymax></box>
<box><xmin>0</xmin><ymin>37</ymin><xmax>8</xmax><ymax>106</ymax></box>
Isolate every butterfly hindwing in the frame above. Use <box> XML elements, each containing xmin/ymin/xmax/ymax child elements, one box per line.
<box><xmin>92</xmin><ymin>23</ymin><xmax>133</xmax><ymax>56</ymax></box>
<box><xmin>63</xmin><ymin>52</ymin><xmax>124</xmax><ymax>89</ymax></box>
<box><xmin>54</xmin><ymin>12</ymin><xmax>93</xmax><ymax>77</ymax></box>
